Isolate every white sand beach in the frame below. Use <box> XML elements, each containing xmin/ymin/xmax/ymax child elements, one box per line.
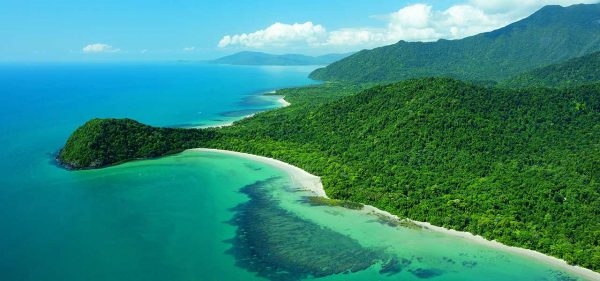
<box><xmin>278</xmin><ymin>96</ymin><xmax>291</xmax><ymax>107</ymax></box>
<box><xmin>192</xmin><ymin>148</ymin><xmax>326</xmax><ymax>197</ymax></box>
<box><xmin>190</xmin><ymin>91</ymin><xmax>598</xmax><ymax>280</ymax></box>
<box><xmin>269</xmin><ymin>90</ymin><xmax>291</xmax><ymax>107</ymax></box>
<box><xmin>193</xmin><ymin>148</ymin><xmax>599</xmax><ymax>281</ymax></box>
<box><xmin>361</xmin><ymin>205</ymin><xmax>600</xmax><ymax>280</ymax></box>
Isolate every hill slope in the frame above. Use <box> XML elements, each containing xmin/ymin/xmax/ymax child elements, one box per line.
<box><xmin>501</xmin><ymin>51</ymin><xmax>600</xmax><ymax>88</ymax></box>
<box><xmin>310</xmin><ymin>4</ymin><xmax>600</xmax><ymax>83</ymax></box>
<box><xmin>217</xmin><ymin>79</ymin><xmax>600</xmax><ymax>270</ymax></box>
<box><xmin>211</xmin><ymin>51</ymin><xmax>351</xmax><ymax>66</ymax></box>
<box><xmin>57</xmin><ymin>118</ymin><xmax>215</xmax><ymax>169</ymax></box>
<box><xmin>60</xmin><ymin>79</ymin><xmax>600</xmax><ymax>270</ymax></box>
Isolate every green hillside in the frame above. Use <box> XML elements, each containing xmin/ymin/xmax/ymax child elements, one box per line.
<box><xmin>310</xmin><ymin>4</ymin><xmax>600</xmax><ymax>83</ymax></box>
<box><xmin>59</xmin><ymin>79</ymin><xmax>600</xmax><ymax>270</ymax></box>
<box><xmin>57</xmin><ymin>118</ymin><xmax>215</xmax><ymax>169</ymax></box>
<box><xmin>501</xmin><ymin>51</ymin><xmax>600</xmax><ymax>88</ymax></box>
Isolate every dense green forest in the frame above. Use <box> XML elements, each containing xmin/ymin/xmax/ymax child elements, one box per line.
<box><xmin>501</xmin><ymin>51</ymin><xmax>600</xmax><ymax>88</ymax></box>
<box><xmin>58</xmin><ymin>3</ymin><xmax>600</xmax><ymax>273</ymax></box>
<box><xmin>310</xmin><ymin>4</ymin><xmax>600</xmax><ymax>83</ymax></box>
<box><xmin>58</xmin><ymin>118</ymin><xmax>215</xmax><ymax>169</ymax></box>
<box><xmin>59</xmin><ymin>79</ymin><xmax>600</xmax><ymax>270</ymax></box>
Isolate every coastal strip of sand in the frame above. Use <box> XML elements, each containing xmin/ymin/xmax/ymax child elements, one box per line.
<box><xmin>269</xmin><ymin>90</ymin><xmax>291</xmax><ymax>107</ymax></box>
<box><xmin>193</xmin><ymin>148</ymin><xmax>599</xmax><ymax>281</ymax></box>
<box><xmin>191</xmin><ymin>148</ymin><xmax>325</xmax><ymax>197</ymax></box>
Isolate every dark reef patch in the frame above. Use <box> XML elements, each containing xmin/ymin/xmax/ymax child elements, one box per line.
<box><xmin>409</xmin><ymin>268</ymin><xmax>444</xmax><ymax>279</ymax></box>
<box><xmin>550</xmin><ymin>270</ymin><xmax>579</xmax><ymax>281</ymax></box>
<box><xmin>461</xmin><ymin>261</ymin><xmax>477</xmax><ymax>268</ymax></box>
<box><xmin>242</xmin><ymin>163</ymin><xmax>263</xmax><ymax>171</ymax></box>
<box><xmin>238</xmin><ymin>94</ymin><xmax>275</xmax><ymax>107</ymax></box>
<box><xmin>225</xmin><ymin>178</ymin><xmax>391</xmax><ymax>281</ymax></box>
<box><xmin>301</xmin><ymin>196</ymin><xmax>363</xmax><ymax>210</ymax></box>
<box><xmin>220</xmin><ymin>109</ymin><xmax>264</xmax><ymax>117</ymax></box>
<box><xmin>379</xmin><ymin>257</ymin><xmax>412</xmax><ymax>276</ymax></box>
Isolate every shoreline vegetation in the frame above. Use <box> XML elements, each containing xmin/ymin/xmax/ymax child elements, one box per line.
<box><xmin>194</xmin><ymin>148</ymin><xmax>600</xmax><ymax>281</ymax></box>
<box><xmin>194</xmin><ymin>91</ymin><xmax>289</xmax><ymax>129</ymax></box>
<box><xmin>204</xmin><ymin>89</ymin><xmax>595</xmax><ymax>279</ymax></box>
<box><xmin>56</xmin><ymin>78</ymin><xmax>600</xmax><ymax>274</ymax></box>
<box><xmin>193</xmin><ymin>93</ymin><xmax>597</xmax><ymax>280</ymax></box>
<box><xmin>55</xmin><ymin>4</ymin><xmax>600</xmax><ymax>277</ymax></box>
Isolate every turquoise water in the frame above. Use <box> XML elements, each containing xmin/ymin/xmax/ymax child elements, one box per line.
<box><xmin>0</xmin><ymin>63</ymin><xmax>593</xmax><ymax>281</ymax></box>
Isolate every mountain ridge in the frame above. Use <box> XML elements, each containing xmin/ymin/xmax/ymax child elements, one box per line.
<box><xmin>310</xmin><ymin>3</ymin><xmax>600</xmax><ymax>83</ymax></box>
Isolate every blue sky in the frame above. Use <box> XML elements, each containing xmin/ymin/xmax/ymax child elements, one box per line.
<box><xmin>0</xmin><ymin>0</ymin><xmax>595</xmax><ymax>61</ymax></box>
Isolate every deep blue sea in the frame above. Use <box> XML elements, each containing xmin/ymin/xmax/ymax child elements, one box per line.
<box><xmin>0</xmin><ymin>63</ymin><xmax>593</xmax><ymax>281</ymax></box>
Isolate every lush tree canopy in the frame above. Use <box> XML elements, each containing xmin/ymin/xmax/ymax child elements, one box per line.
<box><xmin>59</xmin><ymin>78</ymin><xmax>600</xmax><ymax>271</ymax></box>
<box><xmin>501</xmin><ymin>51</ymin><xmax>600</xmax><ymax>88</ymax></box>
<box><xmin>216</xmin><ymin>79</ymin><xmax>600</xmax><ymax>270</ymax></box>
<box><xmin>58</xmin><ymin>118</ymin><xmax>216</xmax><ymax>169</ymax></box>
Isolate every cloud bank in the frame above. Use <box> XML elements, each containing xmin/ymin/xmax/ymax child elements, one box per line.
<box><xmin>82</xmin><ymin>43</ymin><xmax>120</xmax><ymax>53</ymax></box>
<box><xmin>217</xmin><ymin>1</ymin><xmax>598</xmax><ymax>51</ymax></box>
<box><xmin>218</xmin><ymin>22</ymin><xmax>326</xmax><ymax>48</ymax></box>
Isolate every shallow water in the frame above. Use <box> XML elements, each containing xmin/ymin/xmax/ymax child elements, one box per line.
<box><xmin>0</xmin><ymin>63</ymin><xmax>592</xmax><ymax>281</ymax></box>
<box><xmin>0</xmin><ymin>63</ymin><xmax>315</xmax><ymax>280</ymax></box>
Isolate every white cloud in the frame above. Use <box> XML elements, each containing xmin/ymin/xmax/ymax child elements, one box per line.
<box><xmin>326</xmin><ymin>28</ymin><xmax>388</xmax><ymax>46</ymax></box>
<box><xmin>82</xmin><ymin>43</ymin><xmax>120</xmax><ymax>53</ymax></box>
<box><xmin>217</xmin><ymin>1</ymin><xmax>598</xmax><ymax>51</ymax></box>
<box><xmin>218</xmin><ymin>22</ymin><xmax>327</xmax><ymax>48</ymax></box>
<box><xmin>183</xmin><ymin>47</ymin><xmax>196</xmax><ymax>52</ymax></box>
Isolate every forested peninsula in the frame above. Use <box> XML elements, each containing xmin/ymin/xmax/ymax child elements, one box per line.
<box><xmin>58</xmin><ymin>78</ymin><xmax>600</xmax><ymax>270</ymax></box>
<box><xmin>58</xmin><ymin>3</ymin><xmax>600</xmax><ymax>273</ymax></box>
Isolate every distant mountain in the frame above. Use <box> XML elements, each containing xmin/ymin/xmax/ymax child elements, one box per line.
<box><xmin>211</xmin><ymin>51</ymin><xmax>352</xmax><ymax>66</ymax></box>
<box><xmin>501</xmin><ymin>51</ymin><xmax>600</xmax><ymax>88</ymax></box>
<box><xmin>310</xmin><ymin>4</ymin><xmax>600</xmax><ymax>83</ymax></box>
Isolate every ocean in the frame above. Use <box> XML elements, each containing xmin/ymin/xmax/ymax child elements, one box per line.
<box><xmin>0</xmin><ymin>63</ymin><xmax>590</xmax><ymax>281</ymax></box>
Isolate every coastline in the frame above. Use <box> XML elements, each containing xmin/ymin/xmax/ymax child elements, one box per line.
<box><xmin>193</xmin><ymin>147</ymin><xmax>599</xmax><ymax>281</ymax></box>
<box><xmin>194</xmin><ymin>114</ymin><xmax>256</xmax><ymax>129</ymax></box>
<box><xmin>195</xmin><ymin>91</ymin><xmax>289</xmax><ymax>129</ymax></box>
<box><xmin>278</xmin><ymin>96</ymin><xmax>291</xmax><ymax>107</ymax></box>
<box><xmin>192</xmin><ymin>148</ymin><xmax>326</xmax><ymax>197</ymax></box>
<box><xmin>270</xmin><ymin>90</ymin><xmax>291</xmax><ymax>107</ymax></box>
<box><xmin>362</xmin><ymin>206</ymin><xmax>600</xmax><ymax>281</ymax></box>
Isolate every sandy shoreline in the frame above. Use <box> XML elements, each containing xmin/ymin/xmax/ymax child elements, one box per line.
<box><xmin>191</xmin><ymin>93</ymin><xmax>597</xmax><ymax>279</ymax></box>
<box><xmin>361</xmin><ymin>205</ymin><xmax>600</xmax><ymax>280</ymax></box>
<box><xmin>270</xmin><ymin>90</ymin><xmax>291</xmax><ymax>107</ymax></box>
<box><xmin>195</xmin><ymin>91</ymin><xmax>289</xmax><ymax>129</ymax></box>
<box><xmin>192</xmin><ymin>148</ymin><xmax>326</xmax><ymax>197</ymax></box>
<box><xmin>192</xmin><ymin>148</ymin><xmax>598</xmax><ymax>280</ymax></box>
<box><xmin>278</xmin><ymin>96</ymin><xmax>291</xmax><ymax>107</ymax></box>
